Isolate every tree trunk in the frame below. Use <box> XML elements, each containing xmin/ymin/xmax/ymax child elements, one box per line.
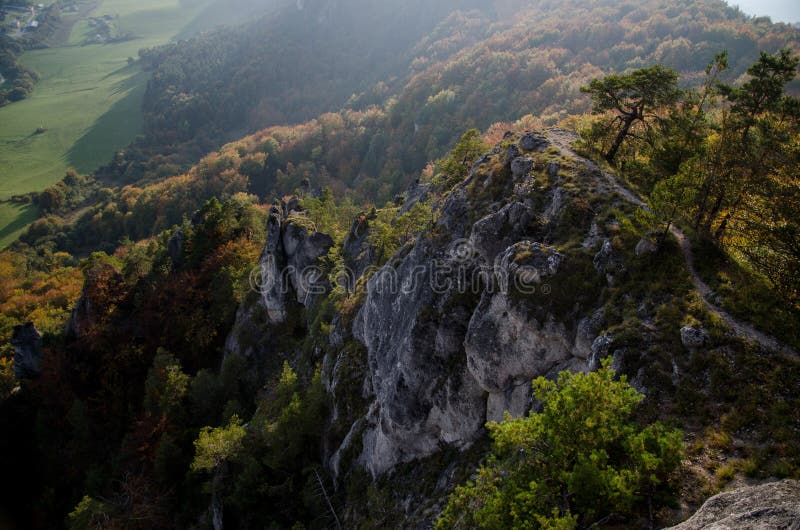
<box><xmin>605</xmin><ymin>111</ymin><xmax>638</xmax><ymax>164</ymax></box>
<box><xmin>713</xmin><ymin>191</ymin><xmax>745</xmax><ymax>241</ymax></box>
<box><xmin>211</xmin><ymin>469</ymin><xmax>224</xmax><ymax>530</ymax></box>
<box><xmin>703</xmin><ymin>191</ymin><xmax>725</xmax><ymax>235</ymax></box>
<box><xmin>693</xmin><ymin>178</ymin><xmax>713</xmax><ymax>231</ymax></box>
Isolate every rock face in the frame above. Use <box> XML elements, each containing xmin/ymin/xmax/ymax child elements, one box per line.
<box><xmin>352</xmin><ymin>239</ymin><xmax>487</xmax><ymax>476</ymax></box>
<box><xmin>342</xmin><ymin>131</ymin><xmax>612</xmax><ymax>476</ymax></box>
<box><xmin>229</xmin><ymin>130</ymin><xmax>653</xmax><ymax>481</ymax></box>
<box><xmin>168</xmin><ymin>230</ymin><xmax>184</xmax><ymax>269</ymax></box>
<box><xmin>594</xmin><ymin>239</ymin><xmax>626</xmax><ymax>285</ymax></box>
<box><xmin>465</xmin><ymin>242</ymin><xmax>574</xmax><ymax>423</ymax></box>
<box><xmin>341</xmin><ymin>212</ymin><xmax>375</xmax><ymax>280</ymax></box>
<box><xmin>666</xmin><ymin>480</ymin><xmax>800</xmax><ymax>530</ymax></box>
<box><xmin>12</xmin><ymin>322</ymin><xmax>43</xmax><ymax>379</ymax></box>
<box><xmin>257</xmin><ymin>201</ymin><xmax>334</xmax><ymax>324</ymax></box>
<box><xmin>510</xmin><ymin>156</ymin><xmax>533</xmax><ymax>179</ymax></box>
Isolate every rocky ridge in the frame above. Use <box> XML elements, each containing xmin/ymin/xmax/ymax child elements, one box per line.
<box><xmin>226</xmin><ymin>129</ymin><xmax>685</xmax><ymax>482</ymax></box>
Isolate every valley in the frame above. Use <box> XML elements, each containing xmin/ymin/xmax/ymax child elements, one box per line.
<box><xmin>0</xmin><ymin>0</ymin><xmax>279</xmax><ymax>246</ymax></box>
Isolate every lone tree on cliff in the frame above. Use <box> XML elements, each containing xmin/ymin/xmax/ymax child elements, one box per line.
<box><xmin>582</xmin><ymin>64</ymin><xmax>681</xmax><ymax>163</ymax></box>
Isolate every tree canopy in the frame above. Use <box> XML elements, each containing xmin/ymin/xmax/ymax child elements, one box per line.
<box><xmin>582</xmin><ymin>65</ymin><xmax>681</xmax><ymax>163</ymax></box>
<box><xmin>437</xmin><ymin>361</ymin><xmax>683</xmax><ymax>530</ymax></box>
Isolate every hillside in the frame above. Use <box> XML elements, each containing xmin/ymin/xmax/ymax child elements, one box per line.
<box><xmin>0</xmin><ymin>0</ymin><xmax>799</xmax><ymax>528</ymax></box>
<box><xmin>3</xmin><ymin>127</ymin><xmax>799</xmax><ymax>528</ymax></box>
<box><xmin>0</xmin><ymin>0</ymin><xmax>285</xmax><ymax>247</ymax></box>
<box><xmin>101</xmin><ymin>0</ymin><xmax>800</xmax><ymax>188</ymax></box>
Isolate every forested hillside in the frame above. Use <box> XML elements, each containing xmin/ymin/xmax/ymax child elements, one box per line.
<box><xmin>0</xmin><ymin>0</ymin><xmax>799</xmax><ymax>528</ymax></box>
<box><xmin>100</xmin><ymin>0</ymin><xmax>799</xmax><ymax>188</ymax></box>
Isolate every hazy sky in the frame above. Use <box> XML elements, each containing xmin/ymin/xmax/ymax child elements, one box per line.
<box><xmin>730</xmin><ymin>0</ymin><xmax>800</xmax><ymax>23</ymax></box>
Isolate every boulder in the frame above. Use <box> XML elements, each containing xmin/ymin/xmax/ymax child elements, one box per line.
<box><xmin>504</xmin><ymin>144</ymin><xmax>521</xmax><ymax>165</ymax></box>
<box><xmin>681</xmin><ymin>326</ymin><xmax>708</xmax><ymax>349</ymax></box>
<box><xmin>519</xmin><ymin>131</ymin><xmax>549</xmax><ymax>152</ymax></box>
<box><xmin>593</xmin><ymin>239</ymin><xmax>626</xmax><ymax>285</ymax></box>
<box><xmin>635</xmin><ymin>237</ymin><xmax>658</xmax><ymax>256</ymax></box>
<box><xmin>493</xmin><ymin>241</ymin><xmax>563</xmax><ymax>293</ymax></box>
<box><xmin>589</xmin><ymin>334</ymin><xmax>614</xmax><ymax>370</ymax></box>
<box><xmin>666</xmin><ymin>480</ymin><xmax>800</xmax><ymax>530</ymax></box>
<box><xmin>510</xmin><ymin>156</ymin><xmax>534</xmax><ymax>179</ymax></box>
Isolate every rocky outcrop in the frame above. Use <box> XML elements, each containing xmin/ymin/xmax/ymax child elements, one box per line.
<box><xmin>352</xmin><ymin>239</ymin><xmax>487</xmax><ymax>476</ymax></box>
<box><xmin>229</xmin><ymin>130</ymin><xmax>658</xmax><ymax>481</ymax></box>
<box><xmin>464</xmin><ymin>242</ymin><xmax>578</xmax><ymax>422</ymax></box>
<box><xmin>666</xmin><ymin>480</ymin><xmax>800</xmax><ymax>529</ymax></box>
<box><xmin>519</xmin><ymin>131</ymin><xmax>549</xmax><ymax>152</ymax></box>
<box><xmin>256</xmin><ymin>200</ymin><xmax>334</xmax><ymax>324</ymax></box>
<box><xmin>594</xmin><ymin>239</ymin><xmax>626</xmax><ymax>285</ymax></box>
<box><xmin>343</xmin><ymin>131</ymin><xmax>614</xmax><ymax>476</ymax></box>
<box><xmin>635</xmin><ymin>237</ymin><xmax>658</xmax><ymax>256</ymax></box>
<box><xmin>681</xmin><ymin>326</ymin><xmax>708</xmax><ymax>349</ymax></box>
<box><xmin>168</xmin><ymin>230</ymin><xmax>185</xmax><ymax>269</ymax></box>
<box><xmin>260</xmin><ymin>205</ymin><xmax>288</xmax><ymax>322</ymax></box>
<box><xmin>12</xmin><ymin>322</ymin><xmax>43</xmax><ymax>379</ymax></box>
<box><xmin>283</xmin><ymin>222</ymin><xmax>335</xmax><ymax>305</ymax></box>
<box><xmin>341</xmin><ymin>211</ymin><xmax>375</xmax><ymax>280</ymax></box>
<box><xmin>224</xmin><ymin>197</ymin><xmax>335</xmax><ymax>361</ymax></box>
<box><xmin>510</xmin><ymin>156</ymin><xmax>533</xmax><ymax>179</ymax></box>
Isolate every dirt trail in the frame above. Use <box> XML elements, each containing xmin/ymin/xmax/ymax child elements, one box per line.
<box><xmin>547</xmin><ymin>128</ymin><xmax>798</xmax><ymax>357</ymax></box>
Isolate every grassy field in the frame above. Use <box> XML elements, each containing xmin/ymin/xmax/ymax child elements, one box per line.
<box><xmin>0</xmin><ymin>0</ymin><xmax>273</xmax><ymax>247</ymax></box>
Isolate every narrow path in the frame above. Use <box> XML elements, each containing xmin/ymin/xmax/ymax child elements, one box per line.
<box><xmin>547</xmin><ymin>128</ymin><xmax>798</xmax><ymax>357</ymax></box>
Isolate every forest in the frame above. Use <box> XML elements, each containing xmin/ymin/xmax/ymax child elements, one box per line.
<box><xmin>0</xmin><ymin>0</ymin><xmax>799</xmax><ymax>528</ymax></box>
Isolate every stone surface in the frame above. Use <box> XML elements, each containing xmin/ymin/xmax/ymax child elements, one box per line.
<box><xmin>546</xmin><ymin>161</ymin><xmax>560</xmax><ymax>178</ymax></box>
<box><xmin>469</xmin><ymin>202</ymin><xmax>535</xmax><ymax>261</ymax></box>
<box><xmin>666</xmin><ymin>480</ymin><xmax>800</xmax><ymax>530</ymax></box>
<box><xmin>256</xmin><ymin>202</ymin><xmax>334</xmax><ymax>323</ymax></box>
<box><xmin>635</xmin><ymin>237</ymin><xmax>658</xmax><ymax>256</ymax></box>
<box><xmin>12</xmin><ymin>322</ymin><xmax>43</xmax><ymax>379</ymax></box>
<box><xmin>681</xmin><ymin>326</ymin><xmax>708</xmax><ymax>349</ymax></box>
<box><xmin>353</xmin><ymin>240</ymin><xmax>487</xmax><ymax>476</ymax></box>
<box><xmin>519</xmin><ymin>131</ymin><xmax>549</xmax><ymax>152</ymax></box>
<box><xmin>510</xmin><ymin>156</ymin><xmax>534</xmax><ymax>179</ymax></box>
<box><xmin>168</xmin><ymin>230</ymin><xmax>184</xmax><ymax>269</ymax></box>
<box><xmin>260</xmin><ymin>206</ymin><xmax>288</xmax><ymax>323</ymax></box>
<box><xmin>594</xmin><ymin>239</ymin><xmax>626</xmax><ymax>285</ymax></box>
<box><xmin>589</xmin><ymin>333</ymin><xmax>614</xmax><ymax>370</ymax></box>
<box><xmin>465</xmin><ymin>292</ymin><xmax>573</xmax><ymax>394</ymax></box>
<box><xmin>342</xmin><ymin>211</ymin><xmax>375</xmax><ymax>281</ymax></box>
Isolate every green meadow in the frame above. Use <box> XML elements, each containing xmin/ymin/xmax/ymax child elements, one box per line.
<box><xmin>0</xmin><ymin>0</ymin><xmax>265</xmax><ymax>247</ymax></box>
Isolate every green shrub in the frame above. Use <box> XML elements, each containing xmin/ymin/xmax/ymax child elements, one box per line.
<box><xmin>437</xmin><ymin>360</ymin><xmax>683</xmax><ymax>529</ymax></box>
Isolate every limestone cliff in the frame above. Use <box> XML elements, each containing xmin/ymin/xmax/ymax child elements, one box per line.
<box><xmin>226</xmin><ymin>129</ymin><xmax>675</xmax><ymax>483</ymax></box>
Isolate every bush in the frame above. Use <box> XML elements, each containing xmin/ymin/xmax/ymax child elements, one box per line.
<box><xmin>437</xmin><ymin>360</ymin><xmax>683</xmax><ymax>529</ymax></box>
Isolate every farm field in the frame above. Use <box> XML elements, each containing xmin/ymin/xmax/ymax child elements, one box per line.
<box><xmin>0</xmin><ymin>0</ymin><xmax>275</xmax><ymax>247</ymax></box>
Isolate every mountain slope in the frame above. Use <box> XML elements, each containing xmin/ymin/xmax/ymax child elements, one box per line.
<box><xmin>101</xmin><ymin>0</ymin><xmax>800</xmax><ymax>192</ymax></box>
